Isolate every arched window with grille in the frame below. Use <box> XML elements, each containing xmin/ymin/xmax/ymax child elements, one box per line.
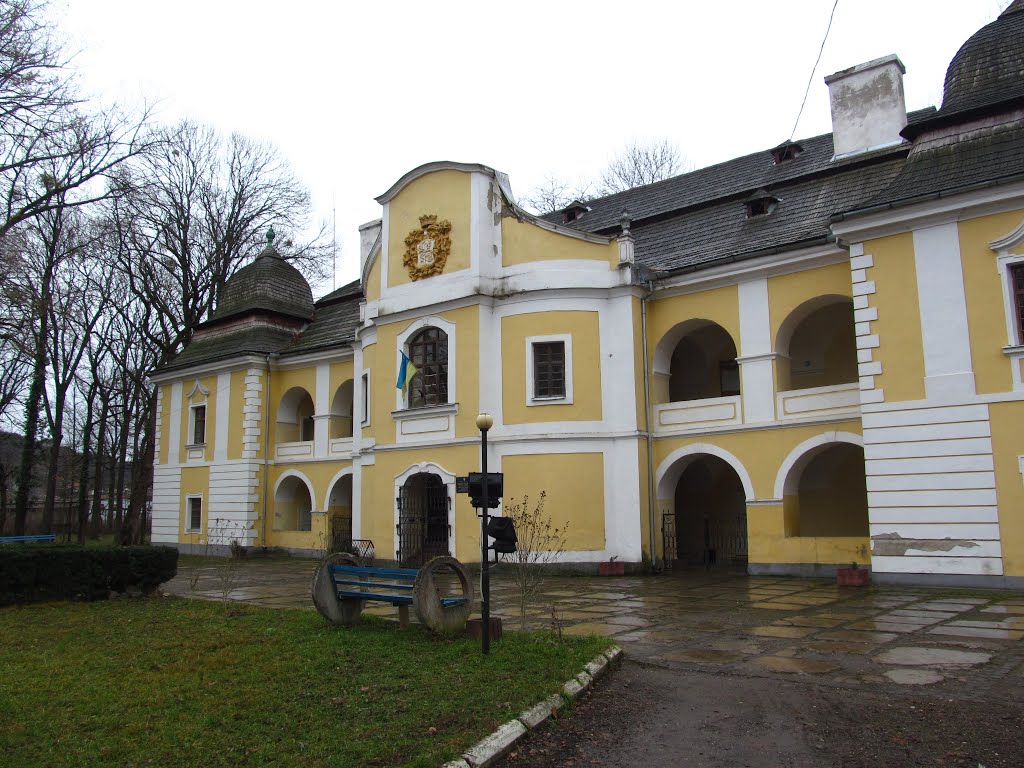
<box><xmin>407</xmin><ymin>327</ymin><xmax>448</xmax><ymax>408</ymax></box>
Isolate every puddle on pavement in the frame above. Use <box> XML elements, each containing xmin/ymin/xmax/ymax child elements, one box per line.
<box><xmin>805</xmin><ymin>640</ymin><xmax>874</xmax><ymax>655</ymax></box>
<box><xmin>875</xmin><ymin>647</ymin><xmax>991</xmax><ymax>666</ymax></box>
<box><xmin>662</xmin><ymin>648</ymin><xmax>742</xmax><ymax>664</ymax></box>
<box><xmin>752</xmin><ymin>656</ymin><xmax>839</xmax><ymax>674</ymax></box>
<box><xmin>884</xmin><ymin>668</ymin><xmax>944</xmax><ymax>685</ymax></box>
<box><xmin>847</xmin><ymin>620</ymin><xmax>920</xmax><ymax>634</ymax></box>
<box><xmin>750</xmin><ymin>625</ymin><xmax>818</xmax><ymax>639</ymax></box>
<box><xmin>982</xmin><ymin>605</ymin><xmax>1024</xmax><ymax>615</ymax></box>
<box><xmin>818</xmin><ymin>630</ymin><xmax>899</xmax><ymax>644</ymax></box>
<box><xmin>928</xmin><ymin>625</ymin><xmax>1024</xmax><ymax>641</ymax></box>
<box><xmin>750</xmin><ymin>602</ymin><xmax>805</xmax><ymax>611</ymax></box>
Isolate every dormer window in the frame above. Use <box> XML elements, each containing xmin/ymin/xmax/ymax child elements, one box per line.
<box><xmin>744</xmin><ymin>189</ymin><xmax>780</xmax><ymax>218</ymax></box>
<box><xmin>562</xmin><ymin>200</ymin><xmax>590</xmax><ymax>224</ymax></box>
<box><xmin>771</xmin><ymin>141</ymin><xmax>803</xmax><ymax>164</ymax></box>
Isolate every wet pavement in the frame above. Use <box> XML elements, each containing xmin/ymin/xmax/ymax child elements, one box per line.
<box><xmin>167</xmin><ymin>557</ymin><xmax>1024</xmax><ymax>694</ymax></box>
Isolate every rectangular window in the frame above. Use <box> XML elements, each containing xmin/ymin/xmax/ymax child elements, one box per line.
<box><xmin>191</xmin><ymin>404</ymin><xmax>206</xmax><ymax>445</ymax></box>
<box><xmin>1012</xmin><ymin>264</ymin><xmax>1024</xmax><ymax>343</ymax></box>
<box><xmin>719</xmin><ymin>361</ymin><xmax>740</xmax><ymax>396</ymax></box>
<box><xmin>361</xmin><ymin>372</ymin><xmax>370</xmax><ymax>424</ymax></box>
<box><xmin>533</xmin><ymin>341</ymin><xmax>566</xmax><ymax>398</ymax></box>
<box><xmin>187</xmin><ymin>497</ymin><xmax>202</xmax><ymax>532</ymax></box>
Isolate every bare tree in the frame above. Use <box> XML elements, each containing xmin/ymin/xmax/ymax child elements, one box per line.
<box><xmin>597</xmin><ymin>138</ymin><xmax>686</xmax><ymax>195</ymax></box>
<box><xmin>0</xmin><ymin>1</ymin><xmax>150</xmax><ymax>238</ymax></box>
<box><xmin>501</xmin><ymin>491</ymin><xmax>569</xmax><ymax>631</ymax></box>
<box><xmin>517</xmin><ymin>174</ymin><xmax>593</xmax><ymax>216</ymax></box>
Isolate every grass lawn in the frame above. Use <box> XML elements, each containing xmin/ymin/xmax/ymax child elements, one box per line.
<box><xmin>0</xmin><ymin>597</ymin><xmax>610</xmax><ymax>768</ymax></box>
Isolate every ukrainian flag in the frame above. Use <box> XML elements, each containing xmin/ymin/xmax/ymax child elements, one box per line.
<box><xmin>396</xmin><ymin>352</ymin><xmax>419</xmax><ymax>395</ymax></box>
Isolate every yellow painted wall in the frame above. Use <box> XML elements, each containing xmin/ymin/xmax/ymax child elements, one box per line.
<box><xmin>178</xmin><ymin>465</ymin><xmax>210</xmax><ymax>545</ymax></box>
<box><xmin>647</xmin><ymin>285</ymin><xmax>740</xmax><ymax>405</ymax></box>
<box><xmin>501</xmin><ymin>310</ymin><xmax>602</xmax><ymax>424</ymax></box>
<box><xmin>387</xmin><ymin>170</ymin><xmax>470</xmax><ymax>289</ymax></box>
<box><xmin>361</xmin><ymin>342</ymin><xmax>377</xmax><ymax>441</ymax></box>
<box><xmin>269</xmin><ymin>367</ymin><xmax>317</xmax><ymax>445</ymax></box>
<box><xmin>158</xmin><ymin>383</ymin><xmax>172</xmax><ymax>465</ymax></box>
<box><xmin>364</xmin><ymin>445</ymin><xmax>480</xmax><ymax>562</ymax></box>
<box><xmin>959</xmin><ymin>211</ymin><xmax>1022</xmax><ymax>395</ymax></box>
<box><xmin>654</xmin><ymin>420</ymin><xmax>866</xmax><ymax>565</ymax></box>
<box><xmin>365</xmin><ymin>255</ymin><xmax>381</xmax><ymax>301</ymax></box>
<box><xmin>989</xmin><ymin>402</ymin><xmax>1024</xmax><ymax>576</ymax></box>
<box><xmin>865</xmin><ymin>232</ymin><xmax>926</xmax><ymax>402</ymax></box>
<box><xmin>262</xmin><ymin>461</ymin><xmax>353</xmax><ymax>549</ymax></box>
<box><xmin>177</xmin><ymin>375</ymin><xmax>217</xmax><ymax>464</ymax></box>
<box><xmin>503</xmin><ymin>453</ymin><xmax>606</xmax><ymax>551</ymax></box>
<box><xmin>747</xmin><ymin>505</ymin><xmax>869</xmax><ymax>566</ymax></box>
<box><xmin>501</xmin><ymin>217</ymin><xmax>618</xmax><ymax>267</ymax></box>
<box><xmin>767</xmin><ymin>261</ymin><xmax>852</xmax><ymax>344</ymax></box>
<box><xmin>374</xmin><ymin>305</ymin><xmax>481</xmax><ymax>443</ymax></box>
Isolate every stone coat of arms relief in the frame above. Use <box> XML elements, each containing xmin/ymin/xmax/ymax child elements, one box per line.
<box><xmin>403</xmin><ymin>214</ymin><xmax>452</xmax><ymax>280</ymax></box>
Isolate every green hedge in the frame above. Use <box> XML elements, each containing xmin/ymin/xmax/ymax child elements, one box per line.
<box><xmin>0</xmin><ymin>545</ymin><xmax>179</xmax><ymax>605</ymax></box>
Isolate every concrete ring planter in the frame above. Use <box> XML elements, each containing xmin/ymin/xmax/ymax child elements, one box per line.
<box><xmin>311</xmin><ymin>552</ymin><xmax>364</xmax><ymax>626</ymax></box>
<box><xmin>413</xmin><ymin>555</ymin><xmax>475</xmax><ymax>635</ymax></box>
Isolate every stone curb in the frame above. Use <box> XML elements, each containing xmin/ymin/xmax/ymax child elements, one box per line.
<box><xmin>447</xmin><ymin>648</ymin><xmax>623</xmax><ymax>768</ymax></box>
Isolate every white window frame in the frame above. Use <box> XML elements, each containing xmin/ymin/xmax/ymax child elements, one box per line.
<box><xmin>394</xmin><ymin>315</ymin><xmax>457</xmax><ymax>412</ymax></box>
<box><xmin>360</xmin><ymin>371</ymin><xmax>371</xmax><ymax>426</ymax></box>
<box><xmin>526</xmin><ymin>334</ymin><xmax>573</xmax><ymax>406</ymax></box>
<box><xmin>185</xmin><ymin>495</ymin><xmax>203</xmax><ymax>533</ymax></box>
<box><xmin>188</xmin><ymin>403</ymin><xmax>207</xmax><ymax>446</ymax></box>
<box><xmin>995</xmin><ymin>248</ymin><xmax>1024</xmax><ymax>391</ymax></box>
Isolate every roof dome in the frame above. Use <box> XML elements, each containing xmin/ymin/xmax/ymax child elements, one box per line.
<box><xmin>212</xmin><ymin>229</ymin><xmax>314</xmax><ymax>322</ymax></box>
<box><xmin>939</xmin><ymin>1</ymin><xmax>1024</xmax><ymax>117</ymax></box>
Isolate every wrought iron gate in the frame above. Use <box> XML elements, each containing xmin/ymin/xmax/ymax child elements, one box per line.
<box><xmin>397</xmin><ymin>474</ymin><xmax>450</xmax><ymax>567</ymax></box>
<box><xmin>661</xmin><ymin>513</ymin><xmax>677</xmax><ymax>570</ymax></box>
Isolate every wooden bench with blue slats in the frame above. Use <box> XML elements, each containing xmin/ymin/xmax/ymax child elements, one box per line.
<box><xmin>312</xmin><ymin>553</ymin><xmax>475</xmax><ymax>634</ymax></box>
<box><xmin>0</xmin><ymin>534</ymin><xmax>56</xmax><ymax>544</ymax></box>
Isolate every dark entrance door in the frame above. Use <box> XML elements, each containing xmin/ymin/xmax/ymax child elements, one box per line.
<box><xmin>673</xmin><ymin>457</ymin><xmax>748</xmax><ymax>566</ymax></box>
<box><xmin>397</xmin><ymin>473</ymin><xmax>450</xmax><ymax>567</ymax></box>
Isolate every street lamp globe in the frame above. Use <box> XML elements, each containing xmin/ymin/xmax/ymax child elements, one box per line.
<box><xmin>476</xmin><ymin>413</ymin><xmax>493</xmax><ymax>432</ymax></box>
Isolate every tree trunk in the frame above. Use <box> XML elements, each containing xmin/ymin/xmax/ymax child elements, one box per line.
<box><xmin>41</xmin><ymin>390</ymin><xmax>66</xmax><ymax>535</ymax></box>
<box><xmin>76</xmin><ymin>387</ymin><xmax>95</xmax><ymax>544</ymax></box>
<box><xmin>90</xmin><ymin>398</ymin><xmax>108</xmax><ymax>538</ymax></box>
<box><xmin>12</xmin><ymin>331</ymin><xmax>48</xmax><ymax>536</ymax></box>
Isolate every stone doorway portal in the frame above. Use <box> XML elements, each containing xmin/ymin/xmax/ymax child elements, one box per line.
<box><xmin>397</xmin><ymin>472</ymin><xmax>449</xmax><ymax>567</ymax></box>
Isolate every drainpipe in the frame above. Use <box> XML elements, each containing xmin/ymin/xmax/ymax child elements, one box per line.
<box><xmin>640</xmin><ymin>280</ymin><xmax>658</xmax><ymax>570</ymax></box>
<box><xmin>261</xmin><ymin>354</ymin><xmax>272</xmax><ymax>548</ymax></box>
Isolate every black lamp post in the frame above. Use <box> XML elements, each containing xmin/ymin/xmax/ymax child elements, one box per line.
<box><xmin>476</xmin><ymin>412</ymin><xmax>493</xmax><ymax>654</ymax></box>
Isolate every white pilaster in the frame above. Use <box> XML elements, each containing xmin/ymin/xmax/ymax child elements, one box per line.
<box><xmin>737</xmin><ymin>278</ymin><xmax>775</xmax><ymax>423</ymax></box>
<box><xmin>214</xmin><ymin>372</ymin><xmax>230</xmax><ymax>462</ymax></box>
<box><xmin>314</xmin><ymin>363</ymin><xmax>330</xmax><ymax>458</ymax></box>
<box><xmin>167</xmin><ymin>380</ymin><xmax>182</xmax><ymax>466</ymax></box>
<box><xmin>913</xmin><ymin>224</ymin><xmax>976</xmax><ymax>401</ymax></box>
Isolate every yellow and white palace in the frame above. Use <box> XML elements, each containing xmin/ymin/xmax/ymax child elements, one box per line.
<box><xmin>150</xmin><ymin>5</ymin><xmax>1024</xmax><ymax>587</ymax></box>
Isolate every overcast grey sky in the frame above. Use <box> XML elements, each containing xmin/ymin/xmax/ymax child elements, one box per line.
<box><xmin>57</xmin><ymin>1</ymin><xmax>1008</xmax><ymax>293</ymax></box>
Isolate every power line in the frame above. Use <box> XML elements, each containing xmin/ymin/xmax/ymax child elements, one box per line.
<box><xmin>790</xmin><ymin>0</ymin><xmax>841</xmax><ymax>142</ymax></box>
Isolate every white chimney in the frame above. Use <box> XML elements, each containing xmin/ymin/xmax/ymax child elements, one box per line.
<box><xmin>825</xmin><ymin>54</ymin><xmax>908</xmax><ymax>159</ymax></box>
<box><xmin>358</xmin><ymin>218</ymin><xmax>382</xmax><ymax>271</ymax></box>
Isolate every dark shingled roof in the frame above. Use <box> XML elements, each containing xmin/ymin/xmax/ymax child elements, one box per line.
<box><xmin>857</xmin><ymin>123</ymin><xmax>1024</xmax><ymax>210</ymax></box>
<box><xmin>212</xmin><ymin>243</ymin><xmax>315</xmax><ymax>322</ymax></box>
<box><xmin>904</xmin><ymin>3</ymin><xmax>1024</xmax><ymax>139</ymax></box>
<box><xmin>632</xmin><ymin>160</ymin><xmax>905</xmax><ymax>273</ymax></box>
<box><xmin>161</xmin><ymin>324</ymin><xmax>299</xmax><ymax>373</ymax></box>
<box><xmin>281</xmin><ymin>289</ymin><xmax>362</xmax><ymax>357</ymax></box>
<box><xmin>543</xmin><ymin>108</ymin><xmax>936</xmax><ymax>241</ymax></box>
<box><xmin>541</xmin><ymin>111</ymin><xmax>943</xmax><ymax>275</ymax></box>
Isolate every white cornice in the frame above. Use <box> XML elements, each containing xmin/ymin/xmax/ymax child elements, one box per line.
<box><xmin>831</xmin><ymin>182</ymin><xmax>1024</xmax><ymax>243</ymax></box>
<box><xmin>654</xmin><ymin>243</ymin><xmax>848</xmax><ymax>298</ymax></box>
<box><xmin>274</xmin><ymin>347</ymin><xmax>355</xmax><ymax>369</ymax></box>
<box><xmin>991</xmin><ymin>217</ymin><xmax>1024</xmax><ymax>251</ymax></box>
<box><xmin>148</xmin><ymin>355</ymin><xmax>269</xmax><ymax>385</ymax></box>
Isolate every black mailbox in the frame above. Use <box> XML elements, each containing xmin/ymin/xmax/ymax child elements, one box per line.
<box><xmin>468</xmin><ymin>471</ymin><xmax>502</xmax><ymax>509</ymax></box>
<box><xmin>486</xmin><ymin>516</ymin><xmax>517</xmax><ymax>554</ymax></box>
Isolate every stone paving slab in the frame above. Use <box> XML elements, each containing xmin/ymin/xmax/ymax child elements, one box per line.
<box><xmin>166</xmin><ymin>558</ymin><xmax>1024</xmax><ymax>692</ymax></box>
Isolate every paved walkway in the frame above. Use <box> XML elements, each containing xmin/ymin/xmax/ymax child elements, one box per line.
<box><xmin>168</xmin><ymin>557</ymin><xmax>1024</xmax><ymax>693</ymax></box>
